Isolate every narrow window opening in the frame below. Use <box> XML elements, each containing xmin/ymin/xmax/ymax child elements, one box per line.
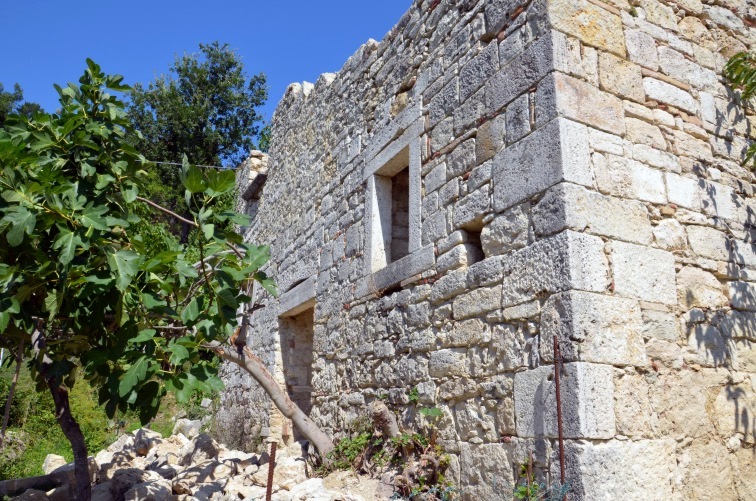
<box><xmin>461</xmin><ymin>224</ymin><xmax>485</xmax><ymax>265</ymax></box>
<box><xmin>372</xmin><ymin>144</ymin><xmax>411</xmax><ymax>269</ymax></box>
<box><xmin>279</xmin><ymin>308</ymin><xmax>315</xmax><ymax>441</ymax></box>
<box><xmin>391</xmin><ymin>166</ymin><xmax>410</xmax><ymax>262</ymax></box>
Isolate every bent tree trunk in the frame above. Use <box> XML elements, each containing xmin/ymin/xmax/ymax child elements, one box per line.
<box><xmin>207</xmin><ymin>342</ymin><xmax>335</xmax><ymax>457</ymax></box>
<box><xmin>33</xmin><ymin>330</ymin><xmax>91</xmax><ymax>501</ymax></box>
<box><xmin>43</xmin><ymin>380</ymin><xmax>91</xmax><ymax>501</ymax></box>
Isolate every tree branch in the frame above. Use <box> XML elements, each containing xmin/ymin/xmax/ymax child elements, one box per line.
<box><xmin>136</xmin><ymin>196</ymin><xmax>197</xmax><ymax>228</ymax></box>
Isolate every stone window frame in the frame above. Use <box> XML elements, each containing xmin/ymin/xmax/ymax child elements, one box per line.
<box><xmin>362</xmin><ymin>115</ymin><xmax>427</xmax><ymax>284</ymax></box>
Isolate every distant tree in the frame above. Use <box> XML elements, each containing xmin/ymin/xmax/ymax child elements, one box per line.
<box><xmin>127</xmin><ymin>42</ymin><xmax>267</xmax><ymax>239</ymax></box>
<box><xmin>0</xmin><ymin>83</ymin><xmax>42</xmax><ymax>125</ymax></box>
<box><xmin>724</xmin><ymin>52</ymin><xmax>756</xmax><ymax>168</ymax></box>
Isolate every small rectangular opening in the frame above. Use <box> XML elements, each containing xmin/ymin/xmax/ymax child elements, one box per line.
<box><xmin>372</xmin><ymin>145</ymin><xmax>411</xmax><ymax>268</ymax></box>
<box><xmin>461</xmin><ymin>225</ymin><xmax>485</xmax><ymax>265</ymax></box>
<box><xmin>391</xmin><ymin>166</ymin><xmax>410</xmax><ymax>262</ymax></box>
<box><xmin>279</xmin><ymin>308</ymin><xmax>315</xmax><ymax>441</ymax></box>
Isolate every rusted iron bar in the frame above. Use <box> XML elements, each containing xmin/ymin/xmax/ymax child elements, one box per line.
<box><xmin>554</xmin><ymin>335</ymin><xmax>567</xmax><ymax>500</ymax></box>
<box><xmin>265</xmin><ymin>440</ymin><xmax>277</xmax><ymax>501</ymax></box>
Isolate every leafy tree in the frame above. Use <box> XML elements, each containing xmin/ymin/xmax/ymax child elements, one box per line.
<box><xmin>127</xmin><ymin>42</ymin><xmax>267</xmax><ymax>239</ymax></box>
<box><xmin>0</xmin><ymin>83</ymin><xmax>43</xmax><ymax>125</ymax></box>
<box><xmin>0</xmin><ymin>61</ymin><xmax>332</xmax><ymax>500</ymax></box>
<box><xmin>724</xmin><ymin>52</ymin><xmax>756</xmax><ymax>167</ymax></box>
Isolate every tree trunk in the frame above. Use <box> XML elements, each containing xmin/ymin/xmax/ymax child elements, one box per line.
<box><xmin>33</xmin><ymin>330</ymin><xmax>91</xmax><ymax>501</ymax></box>
<box><xmin>0</xmin><ymin>338</ymin><xmax>24</xmax><ymax>448</ymax></box>
<box><xmin>43</xmin><ymin>379</ymin><xmax>91</xmax><ymax>501</ymax></box>
<box><xmin>207</xmin><ymin>342</ymin><xmax>335</xmax><ymax>457</ymax></box>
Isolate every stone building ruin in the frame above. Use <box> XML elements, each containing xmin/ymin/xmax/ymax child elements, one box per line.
<box><xmin>218</xmin><ymin>0</ymin><xmax>756</xmax><ymax>498</ymax></box>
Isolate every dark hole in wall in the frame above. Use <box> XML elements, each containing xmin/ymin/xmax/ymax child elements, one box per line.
<box><xmin>391</xmin><ymin>166</ymin><xmax>410</xmax><ymax>263</ymax></box>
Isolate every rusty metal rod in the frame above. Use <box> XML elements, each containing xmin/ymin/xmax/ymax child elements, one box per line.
<box><xmin>265</xmin><ymin>441</ymin><xmax>277</xmax><ymax>501</ymax></box>
<box><xmin>554</xmin><ymin>335</ymin><xmax>567</xmax><ymax>500</ymax></box>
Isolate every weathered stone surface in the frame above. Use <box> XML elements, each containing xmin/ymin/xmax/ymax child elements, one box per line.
<box><xmin>612</xmin><ymin>241</ymin><xmax>677</xmax><ymax>304</ymax></box>
<box><xmin>541</xmin><ymin>72</ymin><xmax>626</xmax><ymax>135</ymax></box>
<box><xmin>643</xmin><ymin>78</ymin><xmax>698</xmax><ymax>114</ymax></box>
<box><xmin>533</xmin><ymin>183</ymin><xmax>653</xmax><ymax>245</ymax></box>
<box><xmin>541</xmin><ymin>291</ymin><xmax>647</xmax><ymax>367</ymax></box>
<box><xmin>480</xmin><ymin>204</ymin><xmax>530</xmax><ymax>256</ymax></box>
<box><xmin>599</xmin><ymin>52</ymin><xmax>644</xmax><ymax>102</ymax></box>
<box><xmin>515</xmin><ymin>363</ymin><xmax>615</xmax><ymax>439</ymax></box>
<box><xmin>677</xmin><ymin>266</ymin><xmax>727</xmax><ymax>310</ymax></box>
<box><xmin>459</xmin><ymin>443</ymin><xmax>515</xmax><ymax>499</ymax></box>
<box><xmin>548</xmin><ymin>0</ymin><xmax>626</xmax><ymax>56</ymax></box>
<box><xmin>493</xmin><ymin>118</ymin><xmax>591</xmax><ymax>212</ymax></box>
<box><xmin>563</xmin><ymin>439</ymin><xmax>677</xmax><ymax>500</ymax></box>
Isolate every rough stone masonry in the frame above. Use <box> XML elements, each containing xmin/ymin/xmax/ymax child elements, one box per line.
<box><xmin>218</xmin><ymin>0</ymin><xmax>756</xmax><ymax>499</ymax></box>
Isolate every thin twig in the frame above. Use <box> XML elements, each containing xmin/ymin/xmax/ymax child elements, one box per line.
<box><xmin>136</xmin><ymin>196</ymin><xmax>197</xmax><ymax>228</ymax></box>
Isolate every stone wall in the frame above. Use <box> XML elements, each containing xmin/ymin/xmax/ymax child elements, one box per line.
<box><xmin>218</xmin><ymin>0</ymin><xmax>756</xmax><ymax>498</ymax></box>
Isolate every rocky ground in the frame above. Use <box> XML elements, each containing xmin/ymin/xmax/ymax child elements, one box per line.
<box><xmin>11</xmin><ymin>421</ymin><xmax>388</xmax><ymax>500</ymax></box>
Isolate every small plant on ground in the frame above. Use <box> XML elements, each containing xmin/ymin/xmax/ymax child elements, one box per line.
<box><xmin>510</xmin><ymin>456</ymin><xmax>570</xmax><ymax>501</ymax></box>
<box><xmin>322</xmin><ymin>403</ymin><xmax>456</xmax><ymax>500</ymax></box>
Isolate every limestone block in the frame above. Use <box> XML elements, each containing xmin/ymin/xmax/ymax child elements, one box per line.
<box><xmin>599</xmin><ymin>52</ymin><xmax>645</xmax><ymax>102</ymax></box>
<box><xmin>625</xmin><ymin>29</ymin><xmax>659</xmax><ymax>70</ymax></box>
<box><xmin>687</xmin><ymin>225</ymin><xmax>731</xmax><ymax>261</ymax></box>
<box><xmin>468</xmin><ymin>161</ymin><xmax>492</xmax><ymax>192</ymax></box>
<box><xmin>594</xmin><ymin>155</ymin><xmax>666</xmax><ymax>204</ymax></box>
<box><xmin>466</xmin><ymin>255</ymin><xmax>506</xmax><ymax>288</ymax></box>
<box><xmin>484</xmin><ymin>0</ymin><xmax>523</xmax><ymax>37</ymax></box>
<box><xmin>642</xmin><ymin>309</ymin><xmax>678</xmax><ymax>341</ymax></box>
<box><xmin>459</xmin><ymin>41</ymin><xmax>499</xmax><ymax>102</ymax></box>
<box><xmin>679</xmin><ymin>440</ymin><xmax>737</xmax><ymax>500</ymax></box>
<box><xmin>532</xmin><ymin>183</ymin><xmax>653</xmax><ymax>245</ymax></box>
<box><xmin>713</xmin><ymin>381</ymin><xmax>755</xmax><ymax>445</ymax></box>
<box><xmin>702</xmin><ymin>4</ymin><xmax>744</xmax><ymax>31</ymax></box>
<box><xmin>614</xmin><ymin>372</ymin><xmax>652</xmax><ymax>438</ymax></box>
<box><xmin>429</xmin><ymin>349</ymin><xmax>469</xmax><ymax>378</ymax></box>
<box><xmin>686</xmin><ymin>323</ymin><xmax>734</xmax><ymax>368</ymax></box>
<box><xmin>475</xmin><ymin>114</ymin><xmax>505</xmax><ymax>164</ymax></box>
<box><xmin>669</xmin><ymin>129</ymin><xmax>713</xmax><ymax>163</ymax></box>
<box><xmin>493</xmin><ymin>118</ymin><xmax>592</xmax><ymax>212</ymax></box>
<box><xmin>539</xmin><ymin>72</ymin><xmax>626</xmax><ymax>135</ymax></box>
<box><xmin>658</xmin><ymin>46</ymin><xmax>718</xmax><ymax>91</ymax></box>
<box><xmin>639</xmin><ymin>0</ymin><xmax>678</xmax><ymax>30</ymax></box>
<box><xmin>653</xmin><ymin>219</ymin><xmax>687</xmax><ymax>250</ymax></box>
<box><xmin>437</xmin><ymin>243</ymin><xmax>484</xmax><ymax>273</ymax></box>
<box><xmin>612</xmin><ymin>241</ymin><xmax>677</xmax><ymax>304</ymax></box>
<box><xmin>625</xmin><ymin>117</ymin><xmax>665</xmax><ymax>149</ymax></box>
<box><xmin>514</xmin><ymin>362</ymin><xmax>615</xmax><ymax>439</ymax></box>
<box><xmin>548</xmin><ymin>0</ymin><xmax>626</xmax><ymax>56</ymax></box>
<box><xmin>562</xmin><ymin>439</ymin><xmax>677</xmax><ymax>501</ymax></box>
<box><xmin>454</xmin><ymin>399</ymin><xmax>498</xmax><ymax>442</ymax></box>
<box><xmin>430</xmin><ymin>268</ymin><xmax>467</xmax><ymax>303</ymax></box>
<box><xmin>588</xmin><ymin>129</ymin><xmax>623</xmax><ymax>155</ymax></box>
<box><xmin>505</xmin><ymin>92</ymin><xmax>530</xmax><ymax>145</ymax></box>
<box><xmin>632</xmin><ymin>144</ymin><xmax>680</xmax><ymax>172</ymax></box>
<box><xmin>445</xmin><ymin>318</ymin><xmax>490</xmax><ymax>348</ymax></box>
<box><xmin>453</xmin><ymin>184</ymin><xmax>491</xmax><ymax>229</ymax></box>
<box><xmin>540</xmin><ymin>291</ymin><xmax>647</xmax><ymax>367</ymax></box>
<box><xmin>500</xmin><ymin>231</ymin><xmax>610</xmax><ymax>306</ymax></box>
<box><xmin>459</xmin><ymin>443</ymin><xmax>515</xmax><ymax>500</ymax></box>
<box><xmin>429</xmin><ymin>77</ymin><xmax>459</xmax><ymax>127</ymax></box>
<box><xmin>452</xmin><ymin>285</ymin><xmax>502</xmax><ymax>319</ymax></box>
<box><xmin>643</xmin><ymin>78</ymin><xmax>698</xmax><ymax>114</ymax></box>
<box><xmin>490</xmin><ymin>324</ymin><xmax>530</xmax><ymax>372</ymax></box>
<box><xmin>123</xmin><ymin>480</ymin><xmax>172</xmax><ymax>501</ymax></box>
<box><xmin>727</xmin><ymin>281</ymin><xmax>756</xmax><ymax>312</ymax></box>
<box><xmin>717</xmin><ymin>310</ymin><xmax>756</xmax><ymax>341</ymax></box>
<box><xmin>448</xmin><ymin>138</ymin><xmax>476</xmax><ymax>178</ymax></box>
<box><xmin>677</xmin><ymin>266</ymin><xmax>727</xmax><ymax>310</ymax></box>
<box><xmin>665</xmin><ymin>172</ymin><xmax>703</xmax><ymax>210</ymax></box>
<box><xmin>422</xmin><ymin>209</ymin><xmax>448</xmax><ymax>245</ymax></box>
<box><xmin>480</xmin><ymin>204</ymin><xmax>530</xmax><ymax>257</ymax></box>
<box><xmin>485</xmin><ymin>33</ymin><xmax>555</xmax><ymax>112</ymax></box>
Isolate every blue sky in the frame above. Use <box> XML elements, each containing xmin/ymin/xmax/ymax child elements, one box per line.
<box><xmin>1</xmin><ymin>0</ymin><xmax>412</xmax><ymax>121</ymax></box>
